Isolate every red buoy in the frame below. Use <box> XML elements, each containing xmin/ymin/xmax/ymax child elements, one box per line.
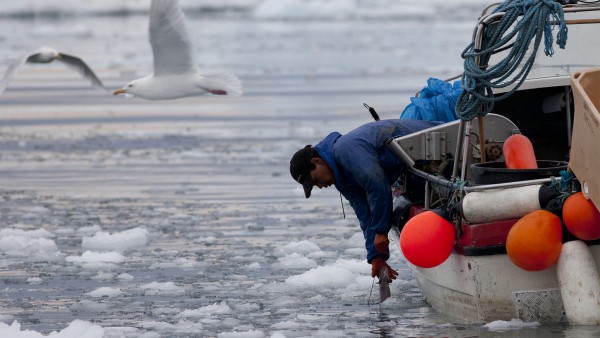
<box><xmin>399</xmin><ymin>211</ymin><xmax>455</xmax><ymax>268</ymax></box>
<box><xmin>563</xmin><ymin>192</ymin><xmax>600</xmax><ymax>241</ymax></box>
<box><xmin>503</xmin><ymin>134</ymin><xmax>538</xmax><ymax>169</ymax></box>
<box><xmin>506</xmin><ymin>210</ymin><xmax>562</xmax><ymax>271</ymax></box>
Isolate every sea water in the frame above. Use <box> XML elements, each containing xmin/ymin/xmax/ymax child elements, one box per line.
<box><xmin>0</xmin><ymin>1</ymin><xmax>597</xmax><ymax>337</ymax></box>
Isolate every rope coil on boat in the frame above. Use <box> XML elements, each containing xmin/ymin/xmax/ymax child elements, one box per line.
<box><xmin>456</xmin><ymin>0</ymin><xmax>568</xmax><ymax>121</ymax></box>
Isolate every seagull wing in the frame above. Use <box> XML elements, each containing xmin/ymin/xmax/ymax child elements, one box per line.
<box><xmin>149</xmin><ymin>0</ymin><xmax>196</xmax><ymax>76</ymax></box>
<box><xmin>0</xmin><ymin>53</ymin><xmax>29</xmax><ymax>94</ymax></box>
<box><xmin>58</xmin><ymin>53</ymin><xmax>107</xmax><ymax>90</ymax></box>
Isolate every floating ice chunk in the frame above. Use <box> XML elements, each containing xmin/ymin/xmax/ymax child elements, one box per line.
<box><xmin>0</xmin><ymin>235</ymin><xmax>62</xmax><ymax>261</ymax></box>
<box><xmin>344</xmin><ymin>275</ymin><xmax>373</xmax><ymax>290</ymax></box>
<box><xmin>286</xmin><ymin>265</ymin><xmax>355</xmax><ymax>288</ymax></box>
<box><xmin>245</xmin><ymin>262</ymin><xmax>260</xmax><ymax>270</ymax></box>
<box><xmin>171</xmin><ymin>320</ymin><xmax>204</xmax><ymax>334</ymax></box>
<box><xmin>117</xmin><ymin>273</ymin><xmax>135</xmax><ymax>281</ymax></box>
<box><xmin>141</xmin><ymin>281</ymin><xmax>185</xmax><ymax>295</ymax></box>
<box><xmin>177</xmin><ymin>301</ymin><xmax>231</xmax><ymax>318</ymax></box>
<box><xmin>194</xmin><ymin>236</ymin><xmax>217</xmax><ymax>243</ymax></box>
<box><xmin>139</xmin><ymin>320</ymin><xmax>177</xmax><ymax>330</ymax></box>
<box><xmin>91</xmin><ymin>272</ymin><xmax>114</xmax><ymax>281</ymax></box>
<box><xmin>87</xmin><ymin>287</ymin><xmax>122</xmax><ymax>298</ymax></box>
<box><xmin>275</xmin><ymin>240</ymin><xmax>321</xmax><ymax>256</ymax></box>
<box><xmin>27</xmin><ymin>277</ymin><xmax>43</xmax><ymax>284</ymax></box>
<box><xmin>67</xmin><ymin>251</ymin><xmax>125</xmax><ymax>263</ymax></box>
<box><xmin>82</xmin><ymin>227</ymin><xmax>149</xmax><ymax>251</ymax></box>
<box><xmin>269</xmin><ymin>332</ymin><xmax>287</xmax><ymax>338</ymax></box>
<box><xmin>232</xmin><ymin>303</ymin><xmax>260</xmax><ymax>312</ymax></box>
<box><xmin>54</xmin><ymin>228</ymin><xmax>75</xmax><ymax>236</ymax></box>
<box><xmin>343</xmin><ymin>248</ymin><xmax>365</xmax><ymax>257</ymax></box>
<box><xmin>330</xmin><ymin>258</ymin><xmax>369</xmax><ymax>275</ymax></box>
<box><xmin>276</xmin><ymin>253</ymin><xmax>317</xmax><ymax>269</ymax></box>
<box><xmin>484</xmin><ymin>319</ymin><xmax>541</xmax><ymax>330</ymax></box>
<box><xmin>0</xmin><ymin>319</ymin><xmax>104</xmax><ymax>338</ymax></box>
<box><xmin>345</xmin><ymin>232</ymin><xmax>364</xmax><ymax>248</ymax></box>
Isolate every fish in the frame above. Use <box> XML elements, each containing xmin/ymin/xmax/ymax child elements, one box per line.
<box><xmin>379</xmin><ymin>266</ymin><xmax>391</xmax><ymax>303</ymax></box>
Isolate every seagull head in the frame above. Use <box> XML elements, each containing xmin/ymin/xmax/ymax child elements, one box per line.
<box><xmin>36</xmin><ymin>47</ymin><xmax>61</xmax><ymax>63</ymax></box>
<box><xmin>113</xmin><ymin>79</ymin><xmax>143</xmax><ymax>98</ymax></box>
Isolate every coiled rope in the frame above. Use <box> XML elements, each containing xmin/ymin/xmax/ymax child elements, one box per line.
<box><xmin>456</xmin><ymin>0</ymin><xmax>568</xmax><ymax>121</ymax></box>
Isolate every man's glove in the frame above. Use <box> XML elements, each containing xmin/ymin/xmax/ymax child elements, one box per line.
<box><xmin>371</xmin><ymin>258</ymin><xmax>398</xmax><ymax>282</ymax></box>
<box><xmin>374</xmin><ymin>233</ymin><xmax>390</xmax><ymax>256</ymax></box>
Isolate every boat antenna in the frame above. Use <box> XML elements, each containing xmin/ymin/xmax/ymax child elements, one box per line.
<box><xmin>363</xmin><ymin>103</ymin><xmax>380</xmax><ymax>121</ymax></box>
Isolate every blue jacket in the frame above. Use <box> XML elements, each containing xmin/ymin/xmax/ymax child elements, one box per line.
<box><xmin>314</xmin><ymin>119</ymin><xmax>438</xmax><ymax>263</ymax></box>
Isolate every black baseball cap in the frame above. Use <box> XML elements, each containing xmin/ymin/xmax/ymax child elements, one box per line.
<box><xmin>290</xmin><ymin>145</ymin><xmax>316</xmax><ymax>198</ymax></box>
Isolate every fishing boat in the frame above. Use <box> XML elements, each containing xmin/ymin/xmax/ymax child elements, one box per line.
<box><xmin>387</xmin><ymin>1</ymin><xmax>600</xmax><ymax>324</ymax></box>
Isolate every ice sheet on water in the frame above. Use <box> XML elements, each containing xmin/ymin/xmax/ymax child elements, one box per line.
<box><xmin>66</xmin><ymin>251</ymin><xmax>125</xmax><ymax>264</ymax></box>
<box><xmin>81</xmin><ymin>227</ymin><xmax>149</xmax><ymax>251</ymax></box>
<box><xmin>0</xmin><ymin>232</ymin><xmax>62</xmax><ymax>261</ymax></box>
<box><xmin>86</xmin><ymin>286</ymin><xmax>123</xmax><ymax>298</ymax></box>
<box><xmin>0</xmin><ymin>320</ymin><xmax>104</xmax><ymax>338</ymax></box>
<box><xmin>66</xmin><ymin>251</ymin><xmax>125</xmax><ymax>270</ymax></box>
<box><xmin>484</xmin><ymin>319</ymin><xmax>541</xmax><ymax>330</ymax></box>
<box><xmin>286</xmin><ymin>264</ymin><xmax>356</xmax><ymax>287</ymax></box>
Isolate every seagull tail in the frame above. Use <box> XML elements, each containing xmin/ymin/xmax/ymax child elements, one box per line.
<box><xmin>204</xmin><ymin>72</ymin><xmax>243</xmax><ymax>97</ymax></box>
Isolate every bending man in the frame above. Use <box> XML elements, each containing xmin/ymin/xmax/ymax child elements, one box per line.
<box><xmin>289</xmin><ymin>119</ymin><xmax>438</xmax><ymax>282</ymax></box>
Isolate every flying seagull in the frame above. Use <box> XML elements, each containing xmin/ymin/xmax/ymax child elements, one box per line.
<box><xmin>0</xmin><ymin>46</ymin><xmax>107</xmax><ymax>94</ymax></box>
<box><xmin>113</xmin><ymin>0</ymin><xmax>242</xmax><ymax>100</ymax></box>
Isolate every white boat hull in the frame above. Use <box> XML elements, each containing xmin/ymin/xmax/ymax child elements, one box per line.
<box><xmin>406</xmin><ymin>244</ymin><xmax>600</xmax><ymax>323</ymax></box>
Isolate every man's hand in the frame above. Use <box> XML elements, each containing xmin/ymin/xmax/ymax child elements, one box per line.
<box><xmin>371</xmin><ymin>258</ymin><xmax>398</xmax><ymax>282</ymax></box>
<box><xmin>374</xmin><ymin>233</ymin><xmax>390</xmax><ymax>255</ymax></box>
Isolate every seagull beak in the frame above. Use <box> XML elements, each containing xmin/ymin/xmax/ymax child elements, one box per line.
<box><xmin>113</xmin><ymin>88</ymin><xmax>126</xmax><ymax>95</ymax></box>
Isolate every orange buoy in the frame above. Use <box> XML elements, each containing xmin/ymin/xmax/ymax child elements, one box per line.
<box><xmin>563</xmin><ymin>192</ymin><xmax>600</xmax><ymax>241</ymax></box>
<box><xmin>399</xmin><ymin>210</ymin><xmax>455</xmax><ymax>268</ymax></box>
<box><xmin>503</xmin><ymin>134</ymin><xmax>538</xmax><ymax>169</ymax></box>
<box><xmin>506</xmin><ymin>210</ymin><xmax>562</xmax><ymax>271</ymax></box>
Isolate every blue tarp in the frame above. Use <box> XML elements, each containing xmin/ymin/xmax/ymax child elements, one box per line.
<box><xmin>400</xmin><ymin>77</ymin><xmax>462</xmax><ymax>123</ymax></box>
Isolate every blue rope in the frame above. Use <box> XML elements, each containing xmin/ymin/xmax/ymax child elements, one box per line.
<box><xmin>548</xmin><ymin>169</ymin><xmax>575</xmax><ymax>204</ymax></box>
<box><xmin>456</xmin><ymin>0</ymin><xmax>568</xmax><ymax>121</ymax></box>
